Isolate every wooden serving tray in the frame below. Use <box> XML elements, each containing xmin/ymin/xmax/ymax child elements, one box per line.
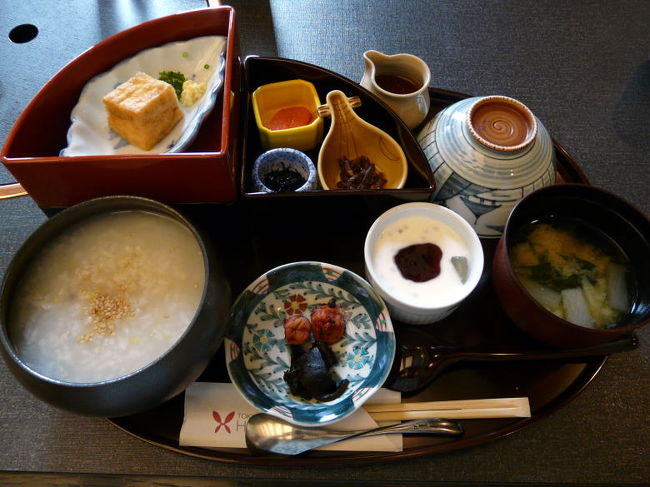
<box><xmin>108</xmin><ymin>87</ymin><xmax>603</xmax><ymax>466</ymax></box>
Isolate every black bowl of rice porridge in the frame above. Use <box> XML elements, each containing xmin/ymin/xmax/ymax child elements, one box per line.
<box><xmin>0</xmin><ymin>196</ymin><xmax>230</xmax><ymax>416</ymax></box>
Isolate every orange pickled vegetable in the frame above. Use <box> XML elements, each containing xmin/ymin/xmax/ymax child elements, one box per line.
<box><xmin>268</xmin><ymin>106</ymin><xmax>314</xmax><ymax>130</ymax></box>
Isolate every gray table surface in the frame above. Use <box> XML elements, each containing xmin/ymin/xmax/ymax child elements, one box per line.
<box><xmin>0</xmin><ymin>0</ymin><xmax>648</xmax><ymax>485</ymax></box>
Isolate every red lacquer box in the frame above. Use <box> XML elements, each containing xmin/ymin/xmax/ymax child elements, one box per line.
<box><xmin>1</xmin><ymin>7</ymin><xmax>240</xmax><ymax>208</ymax></box>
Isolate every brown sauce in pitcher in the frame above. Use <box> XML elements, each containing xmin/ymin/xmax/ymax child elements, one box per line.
<box><xmin>375</xmin><ymin>74</ymin><xmax>420</xmax><ymax>94</ymax></box>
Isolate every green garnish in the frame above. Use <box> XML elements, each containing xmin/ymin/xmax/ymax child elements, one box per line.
<box><xmin>158</xmin><ymin>71</ymin><xmax>186</xmax><ymax>99</ymax></box>
<box><xmin>182</xmin><ymin>51</ymin><xmax>189</xmax><ymax>58</ymax></box>
<box><xmin>521</xmin><ymin>255</ymin><xmax>598</xmax><ymax>292</ymax></box>
<box><xmin>203</xmin><ymin>63</ymin><xmax>210</xmax><ymax>70</ymax></box>
<box><xmin>573</xmin><ymin>256</ymin><xmax>597</xmax><ymax>272</ymax></box>
<box><xmin>523</xmin><ymin>261</ymin><xmax>581</xmax><ymax>291</ymax></box>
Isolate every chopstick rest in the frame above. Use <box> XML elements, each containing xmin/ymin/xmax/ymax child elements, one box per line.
<box><xmin>364</xmin><ymin>397</ymin><xmax>531</xmax><ymax>421</ymax></box>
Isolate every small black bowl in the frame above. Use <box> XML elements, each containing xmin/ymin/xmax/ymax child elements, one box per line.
<box><xmin>493</xmin><ymin>184</ymin><xmax>650</xmax><ymax>347</ymax></box>
<box><xmin>0</xmin><ymin>196</ymin><xmax>230</xmax><ymax>416</ymax></box>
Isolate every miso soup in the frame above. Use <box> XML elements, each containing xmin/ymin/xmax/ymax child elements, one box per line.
<box><xmin>509</xmin><ymin>218</ymin><xmax>635</xmax><ymax>329</ymax></box>
<box><xmin>9</xmin><ymin>210</ymin><xmax>205</xmax><ymax>383</ymax></box>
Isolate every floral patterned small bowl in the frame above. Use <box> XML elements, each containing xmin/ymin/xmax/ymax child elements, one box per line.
<box><xmin>224</xmin><ymin>261</ymin><xmax>395</xmax><ymax>426</ymax></box>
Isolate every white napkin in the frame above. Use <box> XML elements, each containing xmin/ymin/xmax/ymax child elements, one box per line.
<box><xmin>179</xmin><ymin>382</ymin><xmax>403</xmax><ymax>452</ymax></box>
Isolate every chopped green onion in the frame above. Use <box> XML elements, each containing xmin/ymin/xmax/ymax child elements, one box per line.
<box><xmin>203</xmin><ymin>63</ymin><xmax>210</xmax><ymax>70</ymax></box>
<box><xmin>158</xmin><ymin>71</ymin><xmax>186</xmax><ymax>99</ymax></box>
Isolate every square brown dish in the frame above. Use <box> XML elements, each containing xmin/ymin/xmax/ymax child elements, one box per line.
<box><xmin>1</xmin><ymin>7</ymin><xmax>240</xmax><ymax>209</ymax></box>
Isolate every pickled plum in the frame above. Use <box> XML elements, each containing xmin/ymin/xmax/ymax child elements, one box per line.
<box><xmin>311</xmin><ymin>299</ymin><xmax>346</xmax><ymax>343</ymax></box>
<box><xmin>283</xmin><ymin>315</ymin><xmax>311</xmax><ymax>345</ymax></box>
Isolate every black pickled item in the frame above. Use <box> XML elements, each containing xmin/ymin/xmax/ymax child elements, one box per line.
<box><xmin>336</xmin><ymin>155</ymin><xmax>387</xmax><ymax>189</ymax></box>
<box><xmin>284</xmin><ymin>342</ymin><xmax>349</xmax><ymax>401</ymax></box>
<box><xmin>263</xmin><ymin>166</ymin><xmax>306</xmax><ymax>192</ymax></box>
<box><xmin>394</xmin><ymin>243</ymin><xmax>443</xmax><ymax>282</ymax></box>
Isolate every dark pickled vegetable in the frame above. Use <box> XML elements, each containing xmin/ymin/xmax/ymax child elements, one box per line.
<box><xmin>262</xmin><ymin>166</ymin><xmax>306</xmax><ymax>192</ymax></box>
<box><xmin>284</xmin><ymin>342</ymin><xmax>349</xmax><ymax>401</ymax></box>
<box><xmin>336</xmin><ymin>155</ymin><xmax>387</xmax><ymax>190</ymax></box>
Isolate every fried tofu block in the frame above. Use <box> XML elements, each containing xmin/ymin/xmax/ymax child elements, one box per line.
<box><xmin>103</xmin><ymin>72</ymin><xmax>183</xmax><ymax>150</ymax></box>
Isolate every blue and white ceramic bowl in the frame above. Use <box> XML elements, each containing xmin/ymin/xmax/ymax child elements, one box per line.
<box><xmin>417</xmin><ymin>95</ymin><xmax>556</xmax><ymax>238</ymax></box>
<box><xmin>252</xmin><ymin>148</ymin><xmax>317</xmax><ymax>193</ymax></box>
<box><xmin>225</xmin><ymin>261</ymin><xmax>395</xmax><ymax>426</ymax></box>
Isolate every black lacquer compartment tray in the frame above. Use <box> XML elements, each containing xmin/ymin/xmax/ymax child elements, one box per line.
<box><xmin>108</xmin><ymin>72</ymin><xmax>603</xmax><ymax>465</ymax></box>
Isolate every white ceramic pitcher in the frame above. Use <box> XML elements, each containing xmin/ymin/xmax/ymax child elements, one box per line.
<box><xmin>360</xmin><ymin>50</ymin><xmax>431</xmax><ymax>130</ymax></box>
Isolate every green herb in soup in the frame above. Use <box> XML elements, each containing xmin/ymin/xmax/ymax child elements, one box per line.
<box><xmin>509</xmin><ymin>220</ymin><xmax>632</xmax><ymax>329</ymax></box>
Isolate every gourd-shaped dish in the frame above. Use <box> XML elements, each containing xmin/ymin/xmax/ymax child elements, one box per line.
<box><xmin>317</xmin><ymin>90</ymin><xmax>408</xmax><ymax>190</ymax></box>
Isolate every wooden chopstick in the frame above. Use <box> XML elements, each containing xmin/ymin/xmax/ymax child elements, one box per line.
<box><xmin>364</xmin><ymin>397</ymin><xmax>531</xmax><ymax>421</ymax></box>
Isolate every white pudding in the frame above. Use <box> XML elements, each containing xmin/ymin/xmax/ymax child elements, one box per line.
<box><xmin>372</xmin><ymin>215</ymin><xmax>471</xmax><ymax>308</ymax></box>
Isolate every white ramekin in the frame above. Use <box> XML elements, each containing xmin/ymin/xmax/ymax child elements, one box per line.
<box><xmin>364</xmin><ymin>202</ymin><xmax>484</xmax><ymax>325</ymax></box>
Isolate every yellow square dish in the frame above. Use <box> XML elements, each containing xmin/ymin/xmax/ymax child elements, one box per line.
<box><xmin>251</xmin><ymin>79</ymin><xmax>323</xmax><ymax>151</ymax></box>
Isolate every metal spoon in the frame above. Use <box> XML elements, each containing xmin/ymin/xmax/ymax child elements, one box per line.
<box><xmin>387</xmin><ymin>333</ymin><xmax>639</xmax><ymax>394</ymax></box>
<box><xmin>245</xmin><ymin>413</ymin><xmax>463</xmax><ymax>455</ymax></box>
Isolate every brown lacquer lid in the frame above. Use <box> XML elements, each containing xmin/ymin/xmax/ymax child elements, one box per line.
<box><xmin>467</xmin><ymin>96</ymin><xmax>537</xmax><ymax>152</ymax></box>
